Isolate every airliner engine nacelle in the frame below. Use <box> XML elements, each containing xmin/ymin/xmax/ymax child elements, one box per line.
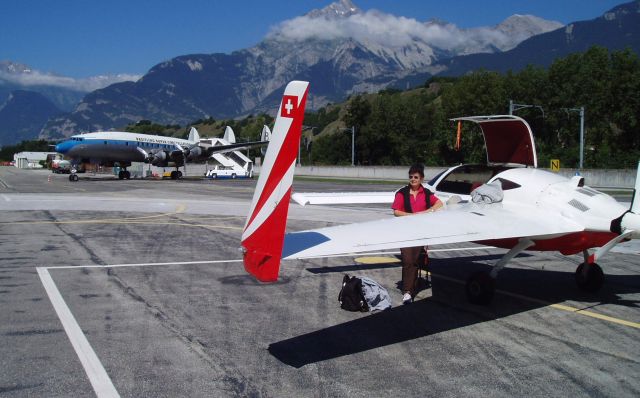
<box><xmin>186</xmin><ymin>146</ymin><xmax>202</xmax><ymax>161</ymax></box>
<box><xmin>150</xmin><ymin>151</ymin><xmax>167</xmax><ymax>166</ymax></box>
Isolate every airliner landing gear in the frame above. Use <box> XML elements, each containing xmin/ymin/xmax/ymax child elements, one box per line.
<box><xmin>170</xmin><ymin>170</ymin><xmax>183</xmax><ymax>180</ymax></box>
<box><xmin>575</xmin><ymin>251</ymin><xmax>604</xmax><ymax>292</ymax></box>
<box><xmin>465</xmin><ymin>239</ymin><xmax>534</xmax><ymax>305</ymax></box>
<box><xmin>69</xmin><ymin>167</ymin><xmax>79</xmax><ymax>182</ymax></box>
<box><xmin>118</xmin><ymin>170</ymin><xmax>131</xmax><ymax>179</ymax></box>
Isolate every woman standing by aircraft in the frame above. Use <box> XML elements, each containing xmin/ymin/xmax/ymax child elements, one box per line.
<box><xmin>391</xmin><ymin>163</ymin><xmax>443</xmax><ymax>304</ymax></box>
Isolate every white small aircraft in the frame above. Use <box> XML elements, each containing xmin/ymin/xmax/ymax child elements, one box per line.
<box><xmin>242</xmin><ymin>80</ymin><xmax>640</xmax><ymax>304</ymax></box>
<box><xmin>55</xmin><ymin>125</ymin><xmax>271</xmax><ymax>181</ymax></box>
<box><xmin>292</xmin><ymin>115</ymin><xmax>540</xmax><ymax>206</ymax></box>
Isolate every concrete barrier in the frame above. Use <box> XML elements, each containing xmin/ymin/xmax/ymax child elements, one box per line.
<box><xmin>128</xmin><ymin>162</ymin><xmax>636</xmax><ymax>189</ymax></box>
<box><xmin>252</xmin><ymin>165</ymin><xmax>638</xmax><ymax>189</ymax></box>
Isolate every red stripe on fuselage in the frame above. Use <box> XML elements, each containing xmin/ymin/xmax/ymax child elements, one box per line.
<box><xmin>478</xmin><ymin>231</ymin><xmax>617</xmax><ymax>255</ymax></box>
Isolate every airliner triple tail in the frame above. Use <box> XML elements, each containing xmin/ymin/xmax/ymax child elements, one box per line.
<box><xmin>243</xmin><ymin>80</ymin><xmax>640</xmax><ymax>305</ymax></box>
<box><xmin>55</xmin><ymin>125</ymin><xmax>270</xmax><ymax>180</ymax></box>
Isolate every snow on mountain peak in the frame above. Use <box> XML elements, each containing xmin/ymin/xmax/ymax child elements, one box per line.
<box><xmin>0</xmin><ymin>61</ymin><xmax>141</xmax><ymax>92</ymax></box>
<box><xmin>268</xmin><ymin>2</ymin><xmax>563</xmax><ymax>60</ymax></box>
<box><xmin>306</xmin><ymin>0</ymin><xmax>360</xmax><ymax>19</ymax></box>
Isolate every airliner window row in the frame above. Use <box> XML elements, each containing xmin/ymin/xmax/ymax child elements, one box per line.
<box><xmin>93</xmin><ymin>140</ymin><xmax>171</xmax><ymax>149</ymax></box>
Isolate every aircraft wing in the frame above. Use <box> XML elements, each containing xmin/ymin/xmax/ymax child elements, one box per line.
<box><xmin>282</xmin><ymin>202</ymin><xmax>584</xmax><ymax>259</ymax></box>
<box><xmin>292</xmin><ymin>191</ymin><xmax>395</xmax><ymax>206</ymax></box>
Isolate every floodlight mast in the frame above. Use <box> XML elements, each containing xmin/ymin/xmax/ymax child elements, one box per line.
<box><xmin>565</xmin><ymin>107</ymin><xmax>586</xmax><ymax>169</ymax></box>
<box><xmin>338</xmin><ymin>126</ymin><xmax>356</xmax><ymax>166</ymax></box>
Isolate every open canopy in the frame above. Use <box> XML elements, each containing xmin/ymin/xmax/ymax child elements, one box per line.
<box><xmin>452</xmin><ymin>115</ymin><xmax>537</xmax><ymax>167</ymax></box>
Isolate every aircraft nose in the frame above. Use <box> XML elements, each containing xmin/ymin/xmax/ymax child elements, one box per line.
<box><xmin>55</xmin><ymin>141</ymin><xmax>72</xmax><ymax>153</ymax></box>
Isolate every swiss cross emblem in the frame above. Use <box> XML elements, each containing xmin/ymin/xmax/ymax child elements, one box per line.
<box><xmin>281</xmin><ymin>95</ymin><xmax>298</xmax><ymax>118</ymax></box>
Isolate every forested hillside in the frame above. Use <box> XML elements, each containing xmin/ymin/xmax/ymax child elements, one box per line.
<box><xmin>309</xmin><ymin>46</ymin><xmax>640</xmax><ymax>169</ymax></box>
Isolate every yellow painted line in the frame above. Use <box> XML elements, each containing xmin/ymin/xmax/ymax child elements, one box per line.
<box><xmin>354</xmin><ymin>256</ymin><xmax>401</xmax><ymax>265</ymax></box>
<box><xmin>431</xmin><ymin>272</ymin><xmax>640</xmax><ymax>329</ymax></box>
<box><xmin>1</xmin><ymin>204</ymin><xmax>189</xmax><ymax>225</ymax></box>
<box><xmin>549</xmin><ymin>303</ymin><xmax>640</xmax><ymax>329</ymax></box>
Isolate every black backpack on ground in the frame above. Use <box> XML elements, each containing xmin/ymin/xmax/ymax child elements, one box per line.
<box><xmin>338</xmin><ymin>274</ymin><xmax>369</xmax><ymax>312</ymax></box>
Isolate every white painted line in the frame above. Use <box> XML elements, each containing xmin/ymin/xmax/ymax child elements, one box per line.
<box><xmin>45</xmin><ymin>258</ymin><xmax>244</xmax><ymax>270</ymax></box>
<box><xmin>37</xmin><ymin>267</ymin><xmax>120</xmax><ymax>398</ymax></box>
<box><xmin>35</xmin><ymin>246</ymin><xmax>499</xmax><ymax>396</ymax></box>
<box><xmin>44</xmin><ymin>248</ymin><xmax>496</xmax><ymax>271</ymax></box>
<box><xmin>1</xmin><ymin>194</ymin><xmax>10</xmax><ymax>201</ymax></box>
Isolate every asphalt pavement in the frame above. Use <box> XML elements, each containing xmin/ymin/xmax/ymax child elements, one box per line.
<box><xmin>1</xmin><ymin>167</ymin><xmax>639</xmax><ymax>397</ymax></box>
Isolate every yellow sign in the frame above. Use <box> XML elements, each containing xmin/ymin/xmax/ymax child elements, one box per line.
<box><xmin>550</xmin><ymin>159</ymin><xmax>560</xmax><ymax>171</ymax></box>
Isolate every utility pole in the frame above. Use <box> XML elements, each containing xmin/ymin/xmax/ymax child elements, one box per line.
<box><xmin>565</xmin><ymin>107</ymin><xmax>585</xmax><ymax>169</ymax></box>
<box><xmin>350</xmin><ymin>126</ymin><xmax>355</xmax><ymax>166</ymax></box>
<box><xmin>339</xmin><ymin>127</ymin><xmax>355</xmax><ymax>166</ymax></box>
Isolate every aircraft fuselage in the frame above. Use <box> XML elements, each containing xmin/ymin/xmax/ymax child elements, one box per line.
<box><xmin>55</xmin><ymin>131</ymin><xmax>194</xmax><ymax>166</ymax></box>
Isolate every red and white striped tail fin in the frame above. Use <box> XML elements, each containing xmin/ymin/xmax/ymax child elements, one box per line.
<box><xmin>241</xmin><ymin>81</ymin><xmax>310</xmax><ymax>282</ymax></box>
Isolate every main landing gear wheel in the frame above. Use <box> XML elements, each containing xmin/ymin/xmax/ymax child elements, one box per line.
<box><xmin>118</xmin><ymin>170</ymin><xmax>131</xmax><ymax>180</ymax></box>
<box><xmin>68</xmin><ymin>174</ymin><xmax>79</xmax><ymax>182</ymax></box>
<box><xmin>170</xmin><ymin>171</ymin><xmax>183</xmax><ymax>180</ymax></box>
<box><xmin>465</xmin><ymin>271</ymin><xmax>496</xmax><ymax>305</ymax></box>
<box><xmin>575</xmin><ymin>263</ymin><xmax>604</xmax><ymax>293</ymax></box>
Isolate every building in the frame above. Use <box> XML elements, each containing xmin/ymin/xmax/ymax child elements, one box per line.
<box><xmin>13</xmin><ymin>152</ymin><xmax>58</xmax><ymax>169</ymax></box>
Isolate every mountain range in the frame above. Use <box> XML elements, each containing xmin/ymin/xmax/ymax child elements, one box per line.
<box><xmin>36</xmin><ymin>0</ymin><xmax>564</xmax><ymax>140</ymax></box>
<box><xmin>0</xmin><ymin>0</ymin><xmax>638</xmax><ymax>145</ymax></box>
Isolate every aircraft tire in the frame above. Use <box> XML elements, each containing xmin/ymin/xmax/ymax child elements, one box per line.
<box><xmin>69</xmin><ymin>174</ymin><xmax>79</xmax><ymax>182</ymax></box>
<box><xmin>465</xmin><ymin>271</ymin><xmax>495</xmax><ymax>305</ymax></box>
<box><xmin>177</xmin><ymin>171</ymin><xmax>182</xmax><ymax>179</ymax></box>
<box><xmin>125</xmin><ymin>171</ymin><xmax>131</xmax><ymax>179</ymax></box>
<box><xmin>575</xmin><ymin>263</ymin><xmax>604</xmax><ymax>293</ymax></box>
<box><xmin>170</xmin><ymin>171</ymin><xmax>177</xmax><ymax>180</ymax></box>
<box><xmin>118</xmin><ymin>171</ymin><xmax>125</xmax><ymax>180</ymax></box>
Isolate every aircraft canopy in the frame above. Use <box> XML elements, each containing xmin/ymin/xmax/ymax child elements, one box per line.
<box><xmin>452</xmin><ymin>115</ymin><xmax>537</xmax><ymax>167</ymax></box>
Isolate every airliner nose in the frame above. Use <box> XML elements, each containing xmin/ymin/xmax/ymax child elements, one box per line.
<box><xmin>55</xmin><ymin>141</ymin><xmax>72</xmax><ymax>154</ymax></box>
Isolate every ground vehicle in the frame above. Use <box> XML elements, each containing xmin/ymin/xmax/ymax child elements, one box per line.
<box><xmin>204</xmin><ymin>165</ymin><xmax>251</xmax><ymax>179</ymax></box>
<box><xmin>51</xmin><ymin>159</ymin><xmax>71</xmax><ymax>174</ymax></box>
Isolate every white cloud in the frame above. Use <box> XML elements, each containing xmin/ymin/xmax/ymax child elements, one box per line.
<box><xmin>0</xmin><ymin>69</ymin><xmax>141</xmax><ymax>92</ymax></box>
<box><xmin>268</xmin><ymin>9</ymin><xmax>545</xmax><ymax>54</ymax></box>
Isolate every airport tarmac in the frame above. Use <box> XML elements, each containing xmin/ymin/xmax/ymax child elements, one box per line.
<box><xmin>1</xmin><ymin>167</ymin><xmax>639</xmax><ymax>397</ymax></box>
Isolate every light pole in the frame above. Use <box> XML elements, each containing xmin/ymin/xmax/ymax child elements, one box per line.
<box><xmin>338</xmin><ymin>126</ymin><xmax>355</xmax><ymax>166</ymax></box>
<box><xmin>564</xmin><ymin>107</ymin><xmax>585</xmax><ymax>169</ymax></box>
<box><xmin>350</xmin><ymin>126</ymin><xmax>355</xmax><ymax>167</ymax></box>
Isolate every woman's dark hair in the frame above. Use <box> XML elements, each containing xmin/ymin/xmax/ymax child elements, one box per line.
<box><xmin>408</xmin><ymin>163</ymin><xmax>424</xmax><ymax>178</ymax></box>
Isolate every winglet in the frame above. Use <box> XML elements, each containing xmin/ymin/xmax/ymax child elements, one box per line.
<box><xmin>241</xmin><ymin>81</ymin><xmax>310</xmax><ymax>282</ymax></box>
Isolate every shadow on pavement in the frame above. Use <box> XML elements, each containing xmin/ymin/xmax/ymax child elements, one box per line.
<box><xmin>271</xmin><ymin>257</ymin><xmax>640</xmax><ymax>368</ymax></box>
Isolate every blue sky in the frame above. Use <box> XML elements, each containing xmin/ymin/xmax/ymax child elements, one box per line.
<box><xmin>0</xmin><ymin>0</ymin><xmax>626</xmax><ymax>78</ymax></box>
